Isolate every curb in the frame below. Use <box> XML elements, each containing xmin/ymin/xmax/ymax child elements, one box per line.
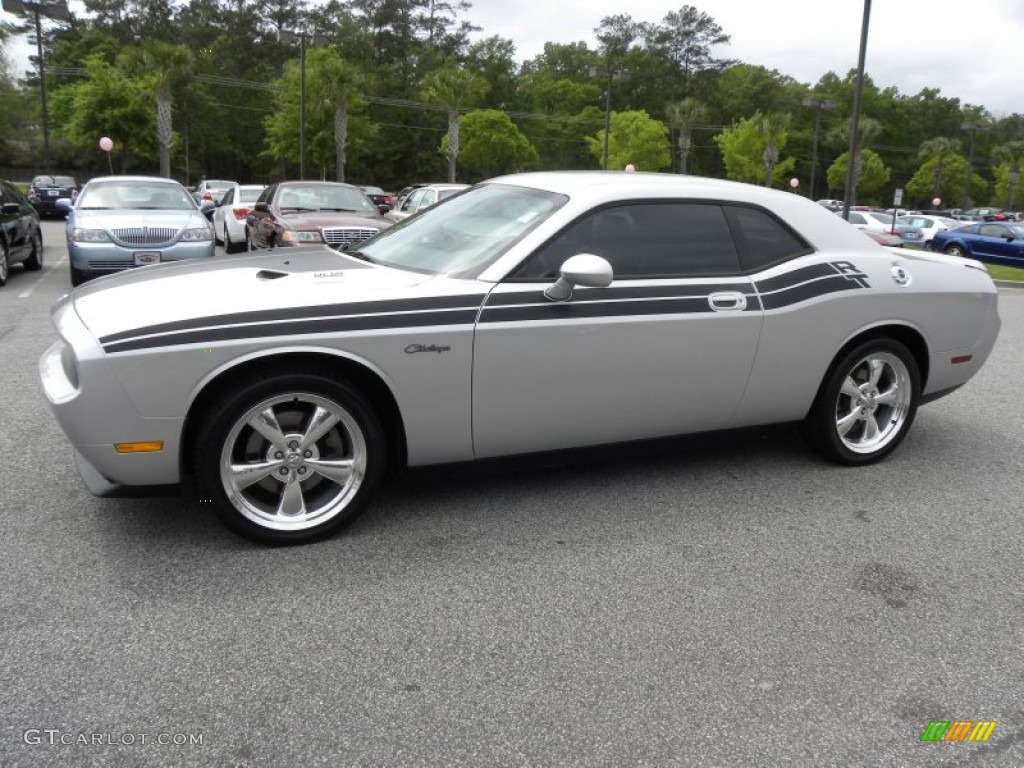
<box><xmin>993</xmin><ymin>280</ymin><xmax>1024</xmax><ymax>290</ymax></box>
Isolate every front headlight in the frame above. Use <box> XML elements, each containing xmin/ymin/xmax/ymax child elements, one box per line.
<box><xmin>179</xmin><ymin>227</ymin><xmax>213</xmax><ymax>242</ymax></box>
<box><xmin>69</xmin><ymin>229</ymin><xmax>111</xmax><ymax>243</ymax></box>
<box><xmin>279</xmin><ymin>230</ymin><xmax>324</xmax><ymax>244</ymax></box>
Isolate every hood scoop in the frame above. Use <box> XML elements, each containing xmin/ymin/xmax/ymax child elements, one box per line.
<box><xmin>256</xmin><ymin>269</ymin><xmax>289</xmax><ymax>280</ymax></box>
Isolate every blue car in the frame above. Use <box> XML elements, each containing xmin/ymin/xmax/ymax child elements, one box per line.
<box><xmin>60</xmin><ymin>176</ymin><xmax>215</xmax><ymax>286</ymax></box>
<box><xmin>930</xmin><ymin>221</ymin><xmax>1024</xmax><ymax>266</ymax></box>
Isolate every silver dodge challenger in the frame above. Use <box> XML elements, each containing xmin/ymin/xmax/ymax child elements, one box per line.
<box><xmin>40</xmin><ymin>172</ymin><xmax>1001</xmax><ymax>544</ymax></box>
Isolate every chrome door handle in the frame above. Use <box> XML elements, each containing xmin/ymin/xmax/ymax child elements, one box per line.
<box><xmin>708</xmin><ymin>291</ymin><xmax>748</xmax><ymax>312</ymax></box>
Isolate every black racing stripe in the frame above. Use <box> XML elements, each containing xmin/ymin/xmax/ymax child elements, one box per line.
<box><xmin>759</xmin><ymin>276</ymin><xmax>862</xmax><ymax>310</ymax></box>
<box><xmin>480</xmin><ymin>296</ymin><xmax>722</xmax><ymax>323</ymax></box>
<box><xmin>754</xmin><ymin>263</ymin><xmax>838</xmax><ymax>294</ymax></box>
<box><xmin>98</xmin><ymin>294</ymin><xmax>486</xmax><ymax>345</ymax></box>
<box><xmin>483</xmin><ymin>283</ymin><xmax>750</xmax><ymax>306</ymax></box>
<box><xmin>103</xmin><ymin>309</ymin><xmax>479</xmax><ymax>354</ymax></box>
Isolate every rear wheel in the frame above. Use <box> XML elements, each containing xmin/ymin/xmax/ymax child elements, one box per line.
<box><xmin>224</xmin><ymin>224</ymin><xmax>243</xmax><ymax>254</ymax></box>
<box><xmin>195</xmin><ymin>369</ymin><xmax>386</xmax><ymax>544</ymax></box>
<box><xmin>803</xmin><ymin>339</ymin><xmax>920</xmax><ymax>465</ymax></box>
<box><xmin>23</xmin><ymin>229</ymin><xmax>43</xmax><ymax>271</ymax></box>
<box><xmin>0</xmin><ymin>240</ymin><xmax>8</xmax><ymax>286</ymax></box>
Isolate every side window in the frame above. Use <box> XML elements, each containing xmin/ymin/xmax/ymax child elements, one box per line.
<box><xmin>979</xmin><ymin>224</ymin><xmax>1005</xmax><ymax>237</ymax></box>
<box><xmin>513</xmin><ymin>202</ymin><xmax>741</xmax><ymax>279</ymax></box>
<box><xmin>724</xmin><ymin>205</ymin><xmax>812</xmax><ymax>272</ymax></box>
<box><xmin>401</xmin><ymin>189</ymin><xmax>424</xmax><ymax>213</ymax></box>
<box><xmin>849</xmin><ymin>213</ymin><xmax>865</xmax><ymax>225</ymax></box>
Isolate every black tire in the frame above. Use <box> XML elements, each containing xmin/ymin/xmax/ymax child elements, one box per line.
<box><xmin>244</xmin><ymin>228</ymin><xmax>253</xmax><ymax>252</ymax></box>
<box><xmin>70</xmin><ymin>265</ymin><xmax>91</xmax><ymax>287</ymax></box>
<box><xmin>0</xmin><ymin>240</ymin><xmax>8</xmax><ymax>286</ymax></box>
<box><xmin>802</xmin><ymin>339</ymin><xmax>920</xmax><ymax>466</ymax></box>
<box><xmin>23</xmin><ymin>229</ymin><xmax>43</xmax><ymax>271</ymax></box>
<box><xmin>195</xmin><ymin>368</ymin><xmax>386</xmax><ymax>545</ymax></box>
<box><xmin>224</xmin><ymin>225</ymin><xmax>242</xmax><ymax>254</ymax></box>
<box><xmin>944</xmin><ymin>244</ymin><xmax>965</xmax><ymax>258</ymax></box>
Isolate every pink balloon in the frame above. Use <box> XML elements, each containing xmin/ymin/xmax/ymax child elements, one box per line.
<box><xmin>99</xmin><ymin>137</ymin><xmax>113</xmax><ymax>152</ymax></box>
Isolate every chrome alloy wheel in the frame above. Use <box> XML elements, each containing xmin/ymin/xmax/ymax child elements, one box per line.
<box><xmin>833</xmin><ymin>351</ymin><xmax>913</xmax><ymax>455</ymax></box>
<box><xmin>219</xmin><ymin>392</ymin><xmax>368</xmax><ymax>532</ymax></box>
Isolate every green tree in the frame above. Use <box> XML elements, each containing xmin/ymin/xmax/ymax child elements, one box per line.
<box><xmin>119</xmin><ymin>41</ymin><xmax>193</xmax><ymax>177</ymax></box>
<box><xmin>49</xmin><ymin>55</ymin><xmax>155</xmax><ymax>171</ymax></box>
<box><xmin>442</xmin><ymin>109</ymin><xmax>538</xmax><ymax>180</ymax></box>
<box><xmin>644</xmin><ymin>5</ymin><xmax>731</xmax><ymax>100</ymax></box>
<box><xmin>825</xmin><ymin>149</ymin><xmax>891</xmax><ymax>200</ymax></box>
<box><xmin>585</xmin><ymin>109</ymin><xmax>670</xmax><ymax>171</ymax></box>
<box><xmin>714</xmin><ymin>112</ymin><xmax>795</xmax><ymax>187</ymax></box>
<box><xmin>664</xmin><ymin>97</ymin><xmax>705</xmax><ymax>174</ymax></box>
<box><xmin>992</xmin><ymin>140</ymin><xmax>1024</xmax><ymax>209</ymax></box>
<box><xmin>421</xmin><ymin>65</ymin><xmax>489</xmax><ymax>182</ymax></box>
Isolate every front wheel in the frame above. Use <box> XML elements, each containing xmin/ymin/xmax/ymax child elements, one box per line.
<box><xmin>803</xmin><ymin>339</ymin><xmax>920</xmax><ymax>466</ymax></box>
<box><xmin>195</xmin><ymin>369</ymin><xmax>386</xmax><ymax>544</ymax></box>
<box><xmin>944</xmin><ymin>244</ymin><xmax>965</xmax><ymax>258</ymax></box>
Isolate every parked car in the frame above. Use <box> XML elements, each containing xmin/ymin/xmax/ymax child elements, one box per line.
<box><xmin>861</xmin><ymin>229</ymin><xmax>904</xmax><ymax>247</ymax></box>
<box><xmin>27</xmin><ymin>174</ymin><xmax>78</xmax><ymax>218</ymax></box>
<box><xmin>39</xmin><ymin>171</ymin><xmax>1001</xmax><ymax>545</ymax></box>
<box><xmin>0</xmin><ymin>178</ymin><xmax>44</xmax><ymax>286</ymax></box>
<box><xmin>962</xmin><ymin>207</ymin><xmax>1008</xmax><ymax>221</ymax></box>
<box><xmin>865</xmin><ymin>212</ymin><xmax>924</xmax><ymax>247</ymax></box>
<box><xmin>929</xmin><ymin>220</ymin><xmax>1024</xmax><ymax>266</ymax></box>
<box><xmin>59</xmin><ymin>175</ymin><xmax>215</xmax><ymax>286</ymax></box>
<box><xmin>211</xmin><ymin>183</ymin><xmax>266</xmax><ymax>253</ymax></box>
<box><xmin>356</xmin><ymin>185</ymin><xmax>393</xmax><ymax>213</ymax></box>
<box><xmin>246</xmin><ymin>181</ymin><xmax>391</xmax><ymax>251</ymax></box>
<box><xmin>193</xmin><ymin>178</ymin><xmax>237</xmax><ymax>205</ymax></box>
<box><xmin>897</xmin><ymin>214</ymin><xmax>963</xmax><ymax>249</ymax></box>
<box><xmin>816</xmin><ymin>199</ymin><xmax>843</xmax><ymax>212</ymax></box>
<box><xmin>385</xmin><ymin>183</ymin><xmax>469</xmax><ymax>222</ymax></box>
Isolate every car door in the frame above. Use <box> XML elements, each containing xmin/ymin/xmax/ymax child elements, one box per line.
<box><xmin>213</xmin><ymin>186</ymin><xmax>234</xmax><ymax>233</ymax></box>
<box><xmin>0</xmin><ymin>181</ymin><xmax>33</xmax><ymax>261</ymax></box>
<box><xmin>975</xmin><ymin>223</ymin><xmax>1024</xmax><ymax>264</ymax></box>
<box><xmin>471</xmin><ymin>201</ymin><xmax>764</xmax><ymax>458</ymax></box>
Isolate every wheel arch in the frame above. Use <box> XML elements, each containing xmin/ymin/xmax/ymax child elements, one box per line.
<box><xmin>180</xmin><ymin>350</ymin><xmax>407</xmax><ymax>477</ymax></box>
<box><xmin>807</xmin><ymin>323</ymin><xmax>930</xmax><ymax>417</ymax></box>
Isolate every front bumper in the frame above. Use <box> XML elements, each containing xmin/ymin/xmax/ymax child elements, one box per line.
<box><xmin>68</xmin><ymin>240</ymin><xmax>215</xmax><ymax>273</ymax></box>
<box><xmin>39</xmin><ymin>301</ymin><xmax>185</xmax><ymax>494</ymax></box>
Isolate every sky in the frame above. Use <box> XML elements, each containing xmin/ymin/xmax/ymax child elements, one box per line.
<box><xmin>464</xmin><ymin>0</ymin><xmax>1024</xmax><ymax>117</ymax></box>
<box><xmin>3</xmin><ymin>0</ymin><xmax>1021</xmax><ymax>117</ymax></box>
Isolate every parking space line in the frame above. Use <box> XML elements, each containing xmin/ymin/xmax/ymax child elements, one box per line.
<box><xmin>17</xmin><ymin>253</ymin><xmax>68</xmax><ymax>299</ymax></box>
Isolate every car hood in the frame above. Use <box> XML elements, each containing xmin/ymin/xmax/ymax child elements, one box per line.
<box><xmin>70</xmin><ymin>247</ymin><xmax>480</xmax><ymax>342</ymax></box>
<box><xmin>72</xmin><ymin>209</ymin><xmax>210</xmax><ymax>231</ymax></box>
<box><xmin>277</xmin><ymin>211</ymin><xmax>390</xmax><ymax>231</ymax></box>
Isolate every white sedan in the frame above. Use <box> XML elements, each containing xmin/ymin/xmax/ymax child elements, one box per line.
<box><xmin>898</xmin><ymin>214</ymin><xmax>963</xmax><ymax>249</ymax></box>
<box><xmin>211</xmin><ymin>184</ymin><xmax>266</xmax><ymax>252</ymax></box>
<box><xmin>40</xmin><ymin>172</ymin><xmax>1001</xmax><ymax>544</ymax></box>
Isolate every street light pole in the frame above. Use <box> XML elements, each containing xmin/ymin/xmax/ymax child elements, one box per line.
<box><xmin>960</xmin><ymin>121</ymin><xmax>983</xmax><ymax>207</ymax></box>
<box><xmin>279</xmin><ymin>27</ymin><xmax>328</xmax><ymax>181</ymax></box>
<box><xmin>588</xmin><ymin>66</ymin><xmax>630</xmax><ymax>170</ymax></box>
<box><xmin>841</xmin><ymin>0</ymin><xmax>872</xmax><ymax>221</ymax></box>
<box><xmin>2</xmin><ymin>0</ymin><xmax>70</xmax><ymax>172</ymax></box>
<box><xmin>802</xmin><ymin>96</ymin><xmax>836</xmax><ymax>200</ymax></box>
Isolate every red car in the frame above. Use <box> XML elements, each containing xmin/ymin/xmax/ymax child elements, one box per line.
<box><xmin>246</xmin><ymin>181</ymin><xmax>392</xmax><ymax>251</ymax></box>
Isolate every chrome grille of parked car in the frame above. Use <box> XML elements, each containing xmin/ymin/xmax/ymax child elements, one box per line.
<box><xmin>111</xmin><ymin>227</ymin><xmax>178</xmax><ymax>245</ymax></box>
<box><xmin>321</xmin><ymin>227</ymin><xmax>379</xmax><ymax>249</ymax></box>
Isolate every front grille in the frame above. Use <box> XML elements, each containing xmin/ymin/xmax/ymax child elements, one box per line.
<box><xmin>111</xmin><ymin>227</ymin><xmax>178</xmax><ymax>245</ymax></box>
<box><xmin>322</xmin><ymin>227</ymin><xmax>379</xmax><ymax>249</ymax></box>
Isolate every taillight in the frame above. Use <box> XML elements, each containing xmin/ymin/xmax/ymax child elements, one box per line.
<box><xmin>232</xmin><ymin>207</ymin><xmax>249</xmax><ymax>220</ymax></box>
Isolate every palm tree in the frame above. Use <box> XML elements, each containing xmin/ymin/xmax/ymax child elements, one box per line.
<box><xmin>917</xmin><ymin>137</ymin><xmax>963</xmax><ymax>201</ymax></box>
<box><xmin>664</xmin><ymin>97</ymin><xmax>705</xmax><ymax>175</ymax></box>
<box><xmin>421</xmin><ymin>66</ymin><xmax>488</xmax><ymax>182</ymax></box>
<box><xmin>119</xmin><ymin>42</ymin><xmax>193</xmax><ymax>178</ymax></box>
<box><xmin>757</xmin><ymin>112</ymin><xmax>790</xmax><ymax>187</ymax></box>
<box><xmin>993</xmin><ymin>140</ymin><xmax>1024</xmax><ymax>210</ymax></box>
<box><xmin>310</xmin><ymin>49</ymin><xmax>363</xmax><ymax>183</ymax></box>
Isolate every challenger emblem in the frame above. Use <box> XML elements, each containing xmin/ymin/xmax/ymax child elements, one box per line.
<box><xmin>405</xmin><ymin>344</ymin><xmax>451</xmax><ymax>354</ymax></box>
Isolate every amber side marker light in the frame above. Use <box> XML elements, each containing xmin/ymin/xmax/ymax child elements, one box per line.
<box><xmin>114</xmin><ymin>441</ymin><xmax>164</xmax><ymax>454</ymax></box>
<box><xmin>951</xmin><ymin>355</ymin><xmax>973</xmax><ymax>365</ymax></box>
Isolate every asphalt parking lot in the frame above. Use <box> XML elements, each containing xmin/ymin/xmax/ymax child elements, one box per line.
<box><xmin>1</xmin><ymin>220</ymin><xmax>1022</xmax><ymax>766</ymax></box>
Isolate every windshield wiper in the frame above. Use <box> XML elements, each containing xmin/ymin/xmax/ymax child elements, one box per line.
<box><xmin>318</xmin><ymin>207</ymin><xmax>357</xmax><ymax>212</ymax></box>
<box><xmin>342</xmin><ymin>249</ymin><xmax>377</xmax><ymax>264</ymax></box>
<box><xmin>279</xmin><ymin>206</ymin><xmax>317</xmax><ymax>213</ymax></box>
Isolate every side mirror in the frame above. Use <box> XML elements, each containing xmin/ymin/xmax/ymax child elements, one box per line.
<box><xmin>544</xmin><ymin>253</ymin><xmax>613</xmax><ymax>302</ymax></box>
<box><xmin>253</xmin><ymin>202</ymin><xmax>270</xmax><ymax>213</ymax></box>
<box><xmin>377</xmin><ymin>204</ymin><xmax>391</xmax><ymax>215</ymax></box>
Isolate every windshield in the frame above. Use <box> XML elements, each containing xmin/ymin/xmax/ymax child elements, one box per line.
<box><xmin>276</xmin><ymin>184</ymin><xmax>379</xmax><ymax>214</ymax></box>
<box><xmin>77</xmin><ymin>180</ymin><xmax>196</xmax><ymax>210</ymax></box>
<box><xmin>356</xmin><ymin>183</ymin><xmax>566</xmax><ymax>277</ymax></box>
